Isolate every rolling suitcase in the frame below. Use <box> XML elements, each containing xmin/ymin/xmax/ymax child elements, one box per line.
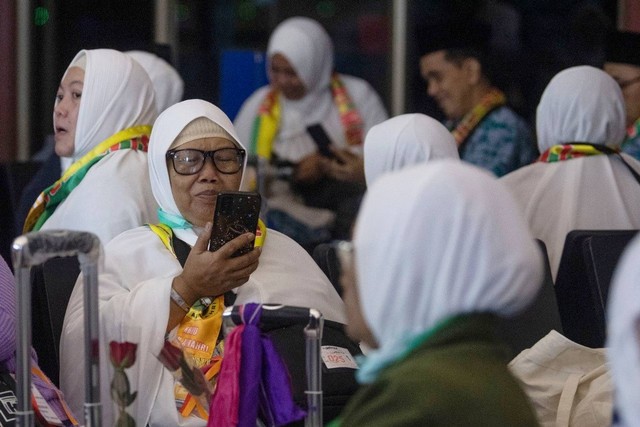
<box><xmin>222</xmin><ymin>304</ymin><xmax>324</xmax><ymax>427</ymax></box>
<box><xmin>12</xmin><ymin>230</ymin><xmax>102</xmax><ymax>427</ymax></box>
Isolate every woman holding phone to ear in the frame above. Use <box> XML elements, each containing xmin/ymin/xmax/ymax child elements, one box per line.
<box><xmin>60</xmin><ymin>99</ymin><xmax>346</xmax><ymax>426</ymax></box>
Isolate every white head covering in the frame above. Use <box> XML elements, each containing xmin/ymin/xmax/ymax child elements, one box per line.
<box><xmin>267</xmin><ymin>16</ymin><xmax>334</xmax><ymax>95</ymax></box>
<box><xmin>148</xmin><ymin>99</ymin><xmax>247</xmax><ymax>227</ymax></box>
<box><xmin>57</xmin><ymin>49</ymin><xmax>157</xmax><ymax>163</ymax></box>
<box><xmin>607</xmin><ymin>235</ymin><xmax>640</xmax><ymax>426</ymax></box>
<box><xmin>126</xmin><ymin>50</ymin><xmax>184</xmax><ymax>113</ymax></box>
<box><xmin>354</xmin><ymin>160</ymin><xmax>543</xmax><ymax>382</ymax></box>
<box><xmin>364</xmin><ymin>113</ymin><xmax>459</xmax><ymax>185</ymax></box>
<box><xmin>536</xmin><ymin>65</ymin><xmax>626</xmax><ymax>152</ymax></box>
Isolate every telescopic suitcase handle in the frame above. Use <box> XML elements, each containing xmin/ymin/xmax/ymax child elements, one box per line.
<box><xmin>12</xmin><ymin>230</ymin><xmax>102</xmax><ymax>427</ymax></box>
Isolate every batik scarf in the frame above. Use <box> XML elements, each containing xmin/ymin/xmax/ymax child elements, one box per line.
<box><xmin>449</xmin><ymin>88</ymin><xmax>506</xmax><ymax>147</ymax></box>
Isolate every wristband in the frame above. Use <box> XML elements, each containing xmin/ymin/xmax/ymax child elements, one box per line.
<box><xmin>170</xmin><ymin>287</ymin><xmax>191</xmax><ymax>313</ymax></box>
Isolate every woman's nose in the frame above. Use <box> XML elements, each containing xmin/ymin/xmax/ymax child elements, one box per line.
<box><xmin>198</xmin><ymin>156</ymin><xmax>220</xmax><ymax>181</ymax></box>
<box><xmin>54</xmin><ymin>99</ymin><xmax>68</xmax><ymax>117</ymax></box>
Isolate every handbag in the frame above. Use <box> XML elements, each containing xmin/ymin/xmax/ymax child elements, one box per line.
<box><xmin>508</xmin><ymin>330</ymin><xmax>613</xmax><ymax>427</ymax></box>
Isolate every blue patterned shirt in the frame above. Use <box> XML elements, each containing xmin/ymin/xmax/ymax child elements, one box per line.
<box><xmin>622</xmin><ymin>118</ymin><xmax>640</xmax><ymax>161</ymax></box>
<box><xmin>452</xmin><ymin>106</ymin><xmax>538</xmax><ymax>177</ymax></box>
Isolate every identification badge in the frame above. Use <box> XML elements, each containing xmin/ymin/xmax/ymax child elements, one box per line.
<box><xmin>321</xmin><ymin>346</ymin><xmax>359</xmax><ymax>369</ymax></box>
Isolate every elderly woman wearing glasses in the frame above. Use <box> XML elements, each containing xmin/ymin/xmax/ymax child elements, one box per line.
<box><xmin>60</xmin><ymin>99</ymin><xmax>346</xmax><ymax>426</ymax></box>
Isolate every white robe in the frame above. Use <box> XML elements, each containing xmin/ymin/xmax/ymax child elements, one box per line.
<box><xmin>501</xmin><ymin>66</ymin><xmax>640</xmax><ymax>280</ymax></box>
<box><xmin>60</xmin><ymin>225</ymin><xmax>346</xmax><ymax>426</ymax></box>
<box><xmin>234</xmin><ymin>74</ymin><xmax>388</xmax><ymax>163</ymax></box>
<box><xmin>501</xmin><ymin>155</ymin><xmax>640</xmax><ymax>279</ymax></box>
<box><xmin>40</xmin><ymin>149</ymin><xmax>158</xmax><ymax>244</ymax></box>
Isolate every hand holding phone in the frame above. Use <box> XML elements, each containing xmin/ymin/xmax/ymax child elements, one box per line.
<box><xmin>208</xmin><ymin>191</ymin><xmax>261</xmax><ymax>257</ymax></box>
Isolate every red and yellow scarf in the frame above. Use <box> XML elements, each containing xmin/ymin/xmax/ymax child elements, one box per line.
<box><xmin>23</xmin><ymin>126</ymin><xmax>151</xmax><ymax>233</ymax></box>
<box><xmin>537</xmin><ymin>143</ymin><xmax>613</xmax><ymax>163</ymax></box>
<box><xmin>450</xmin><ymin>88</ymin><xmax>506</xmax><ymax>147</ymax></box>
<box><xmin>250</xmin><ymin>73</ymin><xmax>364</xmax><ymax>160</ymax></box>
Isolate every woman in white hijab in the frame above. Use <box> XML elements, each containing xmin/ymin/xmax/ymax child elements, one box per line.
<box><xmin>234</xmin><ymin>16</ymin><xmax>388</xmax><ymax>245</ymax></box>
<box><xmin>607</xmin><ymin>235</ymin><xmax>640</xmax><ymax>427</ymax></box>
<box><xmin>363</xmin><ymin>113</ymin><xmax>459</xmax><ymax>186</ymax></box>
<box><xmin>501</xmin><ymin>65</ymin><xmax>640</xmax><ymax>279</ymax></box>
<box><xmin>126</xmin><ymin>50</ymin><xmax>184</xmax><ymax>113</ymax></box>
<box><xmin>334</xmin><ymin>160</ymin><xmax>542</xmax><ymax>425</ymax></box>
<box><xmin>60</xmin><ymin>99</ymin><xmax>345</xmax><ymax>426</ymax></box>
<box><xmin>23</xmin><ymin>49</ymin><xmax>158</xmax><ymax>245</ymax></box>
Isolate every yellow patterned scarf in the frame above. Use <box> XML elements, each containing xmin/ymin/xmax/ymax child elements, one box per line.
<box><xmin>450</xmin><ymin>88</ymin><xmax>506</xmax><ymax>147</ymax></box>
<box><xmin>537</xmin><ymin>143</ymin><xmax>611</xmax><ymax>163</ymax></box>
<box><xmin>148</xmin><ymin>220</ymin><xmax>266</xmax><ymax>419</ymax></box>
<box><xmin>23</xmin><ymin>126</ymin><xmax>151</xmax><ymax>233</ymax></box>
<box><xmin>250</xmin><ymin>73</ymin><xmax>364</xmax><ymax>160</ymax></box>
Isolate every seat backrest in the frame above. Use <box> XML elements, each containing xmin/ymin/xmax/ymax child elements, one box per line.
<box><xmin>555</xmin><ymin>229</ymin><xmax>638</xmax><ymax>348</ymax></box>
<box><xmin>582</xmin><ymin>231</ymin><xmax>638</xmax><ymax>341</ymax></box>
<box><xmin>30</xmin><ymin>255</ymin><xmax>80</xmax><ymax>386</ymax></box>
<box><xmin>311</xmin><ymin>242</ymin><xmax>342</xmax><ymax>297</ymax></box>
<box><xmin>498</xmin><ymin>239</ymin><xmax>562</xmax><ymax>359</ymax></box>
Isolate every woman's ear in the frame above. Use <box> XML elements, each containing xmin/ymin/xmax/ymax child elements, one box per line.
<box><xmin>462</xmin><ymin>57</ymin><xmax>482</xmax><ymax>86</ymax></box>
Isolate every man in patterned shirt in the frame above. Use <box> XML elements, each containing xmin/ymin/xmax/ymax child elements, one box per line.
<box><xmin>605</xmin><ymin>30</ymin><xmax>640</xmax><ymax>160</ymax></box>
<box><xmin>418</xmin><ymin>22</ymin><xmax>537</xmax><ymax>177</ymax></box>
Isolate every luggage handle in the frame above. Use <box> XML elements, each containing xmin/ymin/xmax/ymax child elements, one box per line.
<box><xmin>12</xmin><ymin>230</ymin><xmax>102</xmax><ymax>427</ymax></box>
<box><xmin>223</xmin><ymin>304</ymin><xmax>324</xmax><ymax>427</ymax></box>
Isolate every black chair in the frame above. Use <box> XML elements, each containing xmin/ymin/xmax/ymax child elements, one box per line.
<box><xmin>311</xmin><ymin>242</ymin><xmax>342</xmax><ymax>297</ymax></box>
<box><xmin>30</xmin><ymin>255</ymin><xmax>80</xmax><ymax>386</ymax></box>
<box><xmin>498</xmin><ymin>239</ymin><xmax>563</xmax><ymax>359</ymax></box>
<box><xmin>555</xmin><ymin>229</ymin><xmax>638</xmax><ymax>348</ymax></box>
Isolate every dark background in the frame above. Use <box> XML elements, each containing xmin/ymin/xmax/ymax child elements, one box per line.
<box><xmin>25</xmin><ymin>0</ymin><xmax>616</xmax><ymax>156</ymax></box>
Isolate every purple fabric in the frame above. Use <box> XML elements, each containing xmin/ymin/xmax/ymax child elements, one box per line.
<box><xmin>237</xmin><ymin>304</ymin><xmax>262</xmax><ymax>427</ymax></box>
<box><xmin>260</xmin><ymin>336</ymin><xmax>306</xmax><ymax>425</ymax></box>
<box><xmin>241</xmin><ymin>304</ymin><xmax>306</xmax><ymax>427</ymax></box>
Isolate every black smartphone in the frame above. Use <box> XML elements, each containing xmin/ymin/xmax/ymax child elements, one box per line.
<box><xmin>208</xmin><ymin>191</ymin><xmax>261</xmax><ymax>257</ymax></box>
<box><xmin>307</xmin><ymin>124</ymin><xmax>335</xmax><ymax>159</ymax></box>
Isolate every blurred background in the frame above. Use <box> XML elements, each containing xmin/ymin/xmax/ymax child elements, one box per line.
<box><xmin>1</xmin><ymin>0</ymin><xmax>638</xmax><ymax>162</ymax></box>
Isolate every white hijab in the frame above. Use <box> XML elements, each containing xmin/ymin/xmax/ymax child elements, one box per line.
<box><xmin>354</xmin><ymin>160</ymin><xmax>543</xmax><ymax>381</ymax></box>
<box><xmin>148</xmin><ymin>99</ymin><xmax>247</xmax><ymax>228</ymax></box>
<box><xmin>364</xmin><ymin>113</ymin><xmax>459</xmax><ymax>186</ymax></box>
<box><xmin>59</xmin><ymin>49</ymin><xmax>157</xmax><ymax>164</ymax></box>
<box><xmin>536</xmin><ymin>65</ymin><xmax>626</xmax><ymax>152</ymax></box>
<box><xmin>267</xmin><ymin>16</ymin><xmax>333</xmax><ymax>96</ymax></box>
<box><xmin>126</xmin><ymin>50</ymin><xmax>184</xmax><ymax>113</ymax></box>
<box><xmin>607</xmin><ymin>235</ymin><xmax>640</xmax><ymax>427</ymax></box>
<box><xmin>261</xmin><ymin>16</ymin><xmax>337</xmax><ymax>149</ymax></box>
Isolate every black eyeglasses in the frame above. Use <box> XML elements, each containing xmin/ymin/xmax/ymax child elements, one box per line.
<box><xmin>166</xmin><ymin>148</ymin><xmax>245</xmax><ymax>175</ymax></box>
<box><xmin>617</xmin><ymin>74</ymin><xmax>640</xmax><ymax>90</ymax></box>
